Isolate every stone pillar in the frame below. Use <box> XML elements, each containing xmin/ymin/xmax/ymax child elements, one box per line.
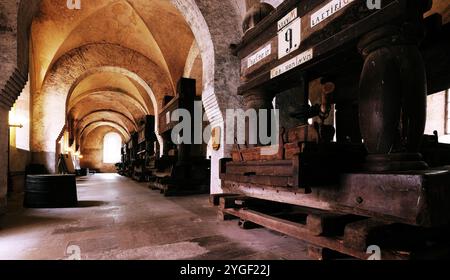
<box><xmin>171</xmin><ymin>0</ymin><xmax>243</xmax><ymax>194</ymax></box>
<box><xmin>0</xmin><ymin>108</ymin><xmax>8</xmax><ymax>215</ymax></box>
<box><xmin>358</xmin><ymin>24</ymin><xmax>428</xmax><ymax>171</ymax></box>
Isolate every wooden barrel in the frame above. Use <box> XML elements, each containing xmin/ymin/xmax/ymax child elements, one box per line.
<box><xmin>24</xmin><ymin>175</ymin><xmax>78</xmax><ymax>208</ymax></box>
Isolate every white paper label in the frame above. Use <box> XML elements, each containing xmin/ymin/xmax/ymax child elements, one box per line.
<box><xmin>278</xmin><ymin>8</ymin><xmax>298</xmax><ymax>31</ymax></box>
<box><xmin>278</xmin><ymin>17</ymin><xmax>301</xmax><ymax>59</ymax></box>
<box><xmin>166</xmin><ymin>111</ymin><xmax>171</xmax><ymax>124</ymax></box>
<box><xmin>247</xmin><ymin>44</ymin><xmax>272</xmax><ymax>69</ymax></box>
<box><xmin>271</xmin><ymin>49</ymin><xmax>314</xmax><ymax>79</ymax></box>
<box><xmin>311</xmin><ymin>0</ymin><xmax>355</xmax><ymax>28</ymax></box>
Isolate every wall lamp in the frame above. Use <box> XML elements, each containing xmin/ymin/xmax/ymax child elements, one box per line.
<box><xmin>9</xmin><ymin>124</ymin><xmax>23</xmax><ymax>128</ymax></box>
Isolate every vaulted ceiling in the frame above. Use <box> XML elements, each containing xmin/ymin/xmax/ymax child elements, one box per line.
<box><xmin>426</xmin><ymin>1</ymin><xmax>450</xmax><ymax>24</ymax></box>
<box><xmin>30</xmin><ymin>0</ymin><xmax>203</xmax><ymax>146</ymax></box>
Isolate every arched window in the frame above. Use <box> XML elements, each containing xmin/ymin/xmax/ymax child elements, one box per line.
<box><xmin>103</xmin><ymin>132</ymin><xmax>122</xmax><ymax>163</ymax></box>
<box><xmin>425</xmin><ymin>89</ymin><xmax>450</xmax><ymax>144</ymax></box>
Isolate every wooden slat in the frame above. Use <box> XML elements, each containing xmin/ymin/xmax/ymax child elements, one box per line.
<box><xmin>221</xmin><ymin>173</ymin><xmax>292</xmax><ymax>187</ymax></box>
<box><xmin>222</xmin><ymin>207</ymin><xmax>407</xmax><ymax>260</ymax></box>
<box><xmin>219</xmin><ymin>195</ymin><xmax>247</xmax><ymax>210</ymax></box>
<box><xmin>209</xmin><ymin>193</ymin><xmax>239</xmax><ymax>206</ymax></box>
<box><xmin>225</xmin><ymin>164</ymin><xmax>293</xmax><ymax>177</ymax></box>
<box><xmin>222</xmin><ymin>166</ymin><xmax>450</xmax><ymax>227</ymax></box>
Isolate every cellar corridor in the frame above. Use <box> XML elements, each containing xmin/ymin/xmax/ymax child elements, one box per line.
<box><xmin>0</xmin><ymin>174</ymin><xmax>310</xmax><ymax>260</ymax></box>
<box><xmin>1</xmin><ymin>0</ymin><xmax>450</xmax><ymax>262</ymax></box>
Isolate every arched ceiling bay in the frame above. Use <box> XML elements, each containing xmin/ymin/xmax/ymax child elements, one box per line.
<box><xmin>31</xmin><ymin>0</ymin><xmax>197</xmax><ymax>90</ymax></box>
<box><xmin>81</xmin><ymin>121</ymin><xmax>129</xmax><ymax>146</ymax></box>
<box><xmin>78</xmin><ymin>121</ymin><xmax>129</xmax><ymax>144</ymax></box>
<box><xmin>76</xmin><ymin>111</ymin><xmax>136</xmax><ymax>137</ymax></box>
<box><xmin>69</xmin><ymin>72</ymin><xmax>150</xmax><ymax>108</ymax></box>
<box><xmin>81</xmin><ymin>126</ymin><xmax>125</xmax><ymax>151</ymax></box>
<box><xmin>426</xmin><ymin>1</ymin><xmax>450</xmax><ymax>24</ymax></box>
<box><xmin>68</xmin><ymin>92</ymin><xmax>146</xmax><ymax>123</ymax></box>
<box><xmin>42</xmin><ymin>43</ymin><xmax>173</xmax><ymax>106</ymax></box>
<box><xmin>30</xmin><ymin>0</ymin><xmax>203</xmax><ymax>150</ymax></box>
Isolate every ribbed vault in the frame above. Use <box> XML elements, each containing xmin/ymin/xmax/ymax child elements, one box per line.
<box><xmin>30</xmin><ymin>0</ymin><xmax>203</xmax><ymax>169</ymax></box>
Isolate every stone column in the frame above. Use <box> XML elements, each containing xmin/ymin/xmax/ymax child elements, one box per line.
<box><xmin>0</xmin><ymin>108</ymin><xmax>8</xmax><ymax>215</ymax></box>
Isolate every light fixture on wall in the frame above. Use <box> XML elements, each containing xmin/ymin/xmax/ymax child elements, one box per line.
<box><xmin>9</xmin><ymin>124</ymin><xmax>23</xmax><ymax>128</ymax></box>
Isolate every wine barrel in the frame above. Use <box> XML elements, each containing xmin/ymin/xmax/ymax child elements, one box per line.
<box><xmin>25</xmin><ymin>164</ymin><xmax>49</xmax><ymax>175</ymax></box>
<box><xmin>24</xmin><ymin>175</ymin><xmax>78</xmax><ymax>208</ymax></box>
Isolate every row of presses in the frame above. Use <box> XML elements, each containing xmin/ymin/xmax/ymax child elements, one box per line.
<box><xmin>117</xmin><ymin>78</ymin><xmax>211</xmax><ymax>196</ymax></box>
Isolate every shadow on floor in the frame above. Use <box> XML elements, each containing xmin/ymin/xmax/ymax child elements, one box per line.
<box><xmin>0</xmin><ymin>214</ymin><xmax>76</xmax><ymax>232</ymax></box>
<box><xmin>75</xmin><ymin>201</ymin><xmax>108</xmax><ymax>208</ymax></box>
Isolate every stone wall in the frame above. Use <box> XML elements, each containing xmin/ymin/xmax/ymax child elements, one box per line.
<box><xmin>80</xmin><ymin>149</ymin><xmax>117</xmax><ymax>173</ymax></box>
<box><xmin>0</xmin><ymin>0</ymin><xmax>40</xmax><ymax>215</ymax></box>
<box><xmin>0</xmin><ymin>109</ymin><xmax>8</xmax><ymax>214</ymax></box>
<box><xmin>0</xmin><ymin>0</ymin><xmax>19</xmax><ymax>214</ymax></box>
<box><xmin>9</xmin><ymin>147</ymin><xmax>31</xmax><ymax>193</ymax></box>
<box><xmin>2</xmin><ymin>0</ymin><xmax>283</xmax><ymax>209</ymax></box>
<box><xmin>80</xmin><ymin>126</ymin><xmax>123</xmax><ymax>173</ymax></box>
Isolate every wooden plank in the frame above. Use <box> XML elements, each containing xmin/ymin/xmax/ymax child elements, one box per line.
<box><xmin>240</xmin><ymin>0</ymin><xmax>364</xmax><ymax>79</ymax></box>
<box><xmin>209</xmin><ymin>193</ymin><xmax>239</xmax><ymax>206</ymax></box>
<box><xmin>222</xmin><ymin>166</ymin><xmax>450</xmax><ymax>227</ymax></box>
<box><xmin>221</xmin><ymin>173</ymin><xmax>293</xmax><ymax>187</ymax></box>
<box><xmin>237</xmin><ymin>0</ymin><xmax>409</xmax><ymax>95</ymax></box>
<box><xmin>231</xmin><ymin>147</ymin><xmax>283</xmax><ymax>161</ymax></box>
<box><xmin>287</xmin><ymin>125</ymin><xmax>319</xmax><ymax>143</ymax></box>
<box><xmin>222</xmin><ymin>207</ymin><xmax>406</xmax><ymax>260</ymax></box>
<box><xmin>225</xmin><ymin>164</ymin><xmax>293</xmax><ymax>177</ymax></box>
<box><xmin>224</xmin><ymin>208</ymin><xmax>315</xmax><ymax>236</ymax></box>
<box><xmin>219</xmin><ymin>195</ymin><xmax>247</xmax><ymax>210</ymax></box>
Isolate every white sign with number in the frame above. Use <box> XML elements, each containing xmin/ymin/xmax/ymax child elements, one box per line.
<box><xmin>278</xmin><ymin>17</ymin><xmax>301</xmax><ymax>59</ymax></box>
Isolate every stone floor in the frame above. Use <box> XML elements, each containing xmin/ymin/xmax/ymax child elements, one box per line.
<box><xmin>0</xmin><ymin>174</ymin><xmax>310</xmax><ymax>260</ymax></box>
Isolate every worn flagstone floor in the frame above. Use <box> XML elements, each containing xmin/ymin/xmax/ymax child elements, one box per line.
<box><xmin>0</xmin><ymin>174</ymin><xmax>310</xmax><ymax>260</ymax></box>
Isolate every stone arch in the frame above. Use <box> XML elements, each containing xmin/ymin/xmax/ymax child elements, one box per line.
<box><xmin>75</xmin><ymin>110</ymin><xmax>137</xmax><ymax>139</ymax></box>
<box><xmin>170</xmin><ymin>0</ymin><xmax>244</xmax><ymax>192</ymax></box>
<box><xmin>10</xmin><ymin>0</ymin><xmax>245</xmax><ymax>191</ymax></box>
<box><xmin>31</xmin><ymin>43</ymin><xmax>169</xmax><ymax>170</ymax></box>
<box><xmin>64</xmin><ymin>66</ymin><xmax>165</xmax><ymax>156</ymax></box>
<box><xmin>81</xmin><ymin>121</ymin><xmax>130</xmax><ymax>143</ymax></box>
<box><xmin>67</xmin><ymin>90</ymin><xmax>149</xmax><ymax>122</ymax></box>
<box><xmin>184</xmin><ymin>41</ymin><xmax>201</xmax><ymax>78</ymax></box>
<box><xmin>80</xmin><ymin>125</ymin><xmax>127</xmax><ymax>172</ymax></box>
